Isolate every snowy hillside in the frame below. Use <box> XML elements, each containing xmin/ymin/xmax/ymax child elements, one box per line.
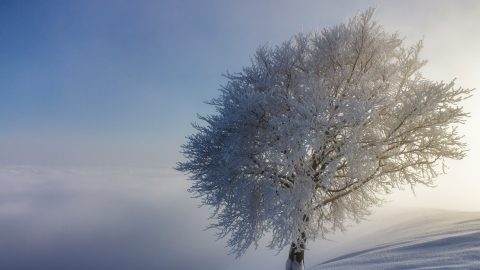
<box><xmin>312</xmin><ymin>210</ymin><xmax>480</xmax><ymax>270</ymax></box>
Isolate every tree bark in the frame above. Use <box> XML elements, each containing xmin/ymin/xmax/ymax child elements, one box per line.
<box><xmin>285</xmin><ymin>232</ymin><xmax>306</xmax><ymax>270</ymax></box>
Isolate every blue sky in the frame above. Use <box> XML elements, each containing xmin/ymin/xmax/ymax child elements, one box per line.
<box><xmin>0</xmin><ymin>0</ymin><xmax>380</xmax><ymax>167</ymax></box>
<box><xmin>0</xmin><ymin>0</ymin><xmax>479</xmax><ymax>170</ymax></box>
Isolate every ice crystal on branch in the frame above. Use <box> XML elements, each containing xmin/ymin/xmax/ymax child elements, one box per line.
<box><xmin>177</xmin><ymin>9</ymin><xmax>471</xmax><ymax>258</ymax></box>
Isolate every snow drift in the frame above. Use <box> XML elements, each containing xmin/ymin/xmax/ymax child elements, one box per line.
<box><xmin>312</xmin><ymin>209</ymin><xmax>480</xmax><ymax>269</ymax></box>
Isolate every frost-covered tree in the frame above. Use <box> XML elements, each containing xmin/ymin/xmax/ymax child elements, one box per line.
<box><xmin>177</xmin><ymin>9</ymin><xmax>471</xmax><ymax>270</ymax></box>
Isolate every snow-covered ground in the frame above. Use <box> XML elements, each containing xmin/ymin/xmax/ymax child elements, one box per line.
<box><xmin>311</xmin><ymin>209</ymin><xmax>480</xmax><ymax>270</ymax></box>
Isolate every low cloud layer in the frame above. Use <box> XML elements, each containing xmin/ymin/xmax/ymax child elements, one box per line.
<box><xmin>0</xmin><ymin>165</ymin><xmax>476</xmax><ymax>270</ymax></box>
<box><xmin>0</xmin><ymin>166</ymin><xmax>237</xmax><ymax>270</ymax></box>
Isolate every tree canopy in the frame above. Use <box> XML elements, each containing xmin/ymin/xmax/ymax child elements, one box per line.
<box><xmin>177</xmin><ymin>9</ymin><xmax>471</xmax><ymax>257</ymax></box>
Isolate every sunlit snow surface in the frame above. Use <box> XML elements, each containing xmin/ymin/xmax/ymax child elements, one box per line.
<box><xmin>313</xmin><ymin>210</ymin><xmax>480</xmax><ymax>270</ymax></box>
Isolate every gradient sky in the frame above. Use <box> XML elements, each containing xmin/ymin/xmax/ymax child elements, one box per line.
<box><xmin>1</xmin><ymin>0</ymin><xmax>480</xmax><ymax>202</ymax></box>
<box><xmin>1</xmin><ymin>0</ymin><xmax>478</xmax><ymax>168</ymax></box>
<box><xmin>1</xmin><ymin>1</ymin><xmax>480</xmax><ymax>270</ymax></box>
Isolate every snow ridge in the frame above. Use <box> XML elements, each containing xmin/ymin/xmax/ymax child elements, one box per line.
<box><xmin>312</xmin><ymin>210</ymin><xmax>480</xmax><ymax>270</ymax></box>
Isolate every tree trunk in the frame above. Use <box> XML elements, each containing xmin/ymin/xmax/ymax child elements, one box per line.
<box><xmin>285</xmin><ymin>243</ymin><xmax>304</xmax><ymax>270</ymax></box>
<box><xmin>285</xmin><ymin>232</ymin><xmax>306</xmax><ymax>270</ymax></box>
